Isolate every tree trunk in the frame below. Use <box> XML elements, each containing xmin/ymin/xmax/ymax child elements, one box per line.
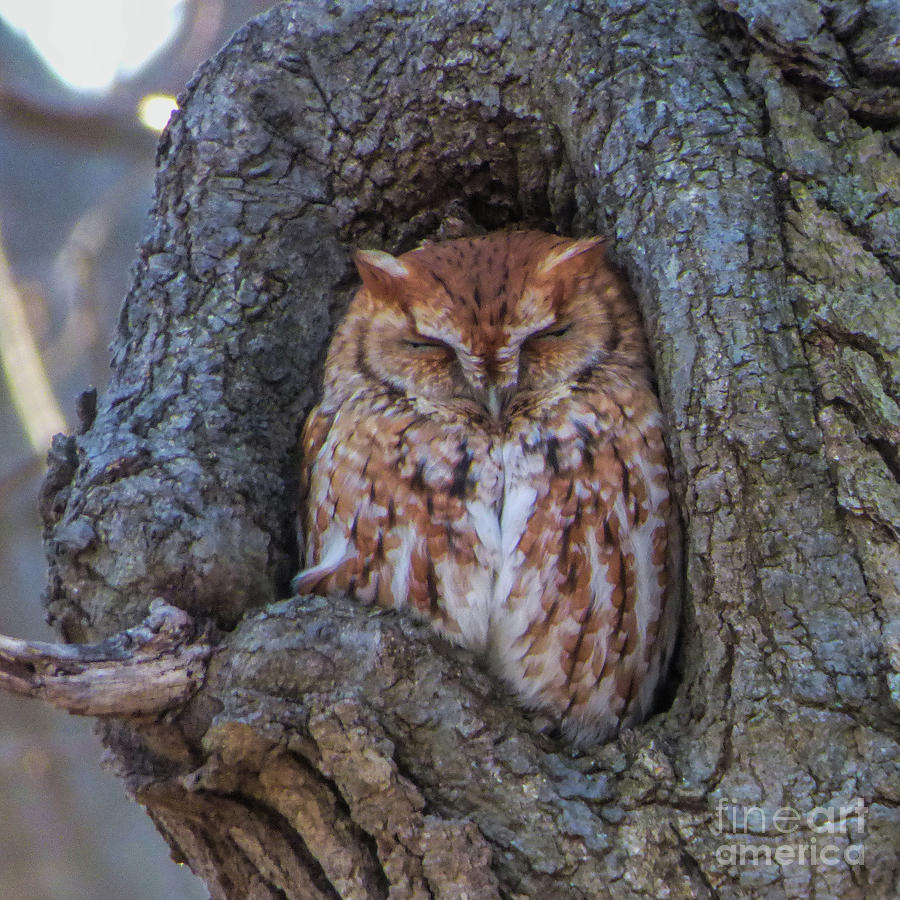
<box><xmin>34</xmin><ymin>1</ymin><xmax>899</xmax><ymax>897</ymax></box>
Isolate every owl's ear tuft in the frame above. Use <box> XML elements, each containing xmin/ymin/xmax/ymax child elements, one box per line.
<box><xmin>353</xmin><ymin>249</ymin><xmax>410</xmax><ymax>298</ymax></box>
<box><xmin>537</xmin><ymin>237</ymin><xmax>606</xmax><ymax>278</ymax></box>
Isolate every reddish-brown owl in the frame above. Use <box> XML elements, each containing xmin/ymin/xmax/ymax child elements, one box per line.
<box><xmin>293</xmin><ymin>230</ymin><xmax>679</xmax><ymax>745</ymax></box>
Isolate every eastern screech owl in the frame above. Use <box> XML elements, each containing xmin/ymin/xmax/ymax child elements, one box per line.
<box><xmin>293</xmin><ymin>230</ymin><xmax>679</xmax><ymax>746</ymax></box>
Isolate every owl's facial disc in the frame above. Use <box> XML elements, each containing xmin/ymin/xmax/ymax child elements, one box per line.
<box><xmin>346</xmin><ymin>232</ymin><xmax>645</xmax><ymax>423</ymax></box>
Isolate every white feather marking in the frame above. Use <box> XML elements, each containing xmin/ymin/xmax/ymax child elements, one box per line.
<box><xmin>500</xmin><ymin>481</ymin><xmax>537</xmax><ymax>557</ymax></box>
<box><xmin>585</xmin><ymin>528</ymin><xmax>615</xmax><ymax>616</ymax></box>
<box><xmin>466</xmin><ymin>499</ymin><xmax>502</xmax><ymax>564</ymax></box>
<box><xmin>388</xmin><ymin>526</ymin><xmax>416</xmax><ymax>605</ymax></box>
<box><xmin>498</xmin><ymin>439</ymin><xmax>540</xmax><ymax>559</ymax></box>
<box><xmin>291</xmin><ymin>531</ymin><xmax>350</xmax><ymax>594</ymax></box>
<box><xmin>436</xmin><ymin>556</ymin><xmax>493</xmax><ymax>652</ymax></box>
<box><xmin>612</xmin><ymin>493</ymin><xmax>665</xmax><ymax>677</ymax></box>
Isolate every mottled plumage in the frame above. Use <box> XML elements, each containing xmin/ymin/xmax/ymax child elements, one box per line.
<box><xmin>294</xmin><ymin>230</ymin><xmax>679</xmax><ymax>745</ymax></box>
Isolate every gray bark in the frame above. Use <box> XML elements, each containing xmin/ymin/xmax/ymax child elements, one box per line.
<box><xmin>37</xmin><ymin>1</ymin><xmax>899</xmax><ymax>897</ymax></box>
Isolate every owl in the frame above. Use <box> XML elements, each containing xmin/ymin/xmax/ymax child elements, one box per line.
<box><xmin>293</xmin><ymin>230</ymin><xmax>679</xmax><ymax>746</ymax></box>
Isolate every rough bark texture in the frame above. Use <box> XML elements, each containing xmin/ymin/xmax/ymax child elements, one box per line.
<box><xmin>37</xmin><ymin>1</ymin><xmax>898</xmax><ymax>897</ymax></box>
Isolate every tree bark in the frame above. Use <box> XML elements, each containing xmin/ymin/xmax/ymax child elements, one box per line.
<box><xmin>31</xmin><ymin>1</ymin><xmax>899</xmax><ymax>897</ymax></box>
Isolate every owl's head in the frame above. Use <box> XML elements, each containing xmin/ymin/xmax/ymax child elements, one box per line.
<box><xmin>325</xmin><ymin>230</ymin><xmax>648</xmax><ymax>419</ymax></box>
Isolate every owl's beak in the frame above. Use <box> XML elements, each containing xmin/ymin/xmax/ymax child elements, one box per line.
<box><xmin>480</xmin><ymin>383</ymin><xmax>515</xmax><ymax>421</ymax></box>
<box><xmin>465</xmin><ymin>360</ymin><xmax>515</xmax><ymax>420</ymax></box>
<box><xmin>485</xmin><ymin>385</ymin><xmax>503</xmax><ymax>420</ymax></box>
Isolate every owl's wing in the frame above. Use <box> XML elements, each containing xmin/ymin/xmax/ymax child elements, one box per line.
<box><xmin>493</xmin><ymin>400</ymin><xmax>675</xmax><ymax>744</ymax></box>
<box><xmin>298</xmin><ymin>403</ymin><xmax>333</xmax><ymax>506</ymax></box>
<box><xmin>292</xmin><ymin>404</ymin><xmax>350</xmax><ymax>594</ymax></box>
<box><xmin>293</xmin><ymin>395</ymin><xmax>499</xmax><ymax>647</ymax></box>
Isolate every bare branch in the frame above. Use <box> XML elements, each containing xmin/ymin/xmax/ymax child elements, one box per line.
<box><xmin>0</xmin><ymin>599</ymin><xmax>214</xmax><ymax>716</ymax></box>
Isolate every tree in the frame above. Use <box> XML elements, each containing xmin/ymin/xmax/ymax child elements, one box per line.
<box><xmin>3</xmin><ymin>1</ymin><xmax>898</xmax><ymax>896</ymax></box>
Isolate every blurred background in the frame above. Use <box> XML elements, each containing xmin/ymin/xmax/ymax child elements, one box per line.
<box><xmin>0</xmin><ymin>2</ymin><xmax>276</xmax><ymax>897</ymax></box>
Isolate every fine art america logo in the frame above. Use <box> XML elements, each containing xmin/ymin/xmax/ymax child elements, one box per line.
<box><xmin>714</xmin><ymin>798</ymin><xmax>866</xmax><ymax>867</ymax></box>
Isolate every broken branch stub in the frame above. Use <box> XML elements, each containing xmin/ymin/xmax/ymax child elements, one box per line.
<box><xmin>0</xmin><ymin>599</ymin><xmax>214</xmax><ymax>717</ymax></box>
